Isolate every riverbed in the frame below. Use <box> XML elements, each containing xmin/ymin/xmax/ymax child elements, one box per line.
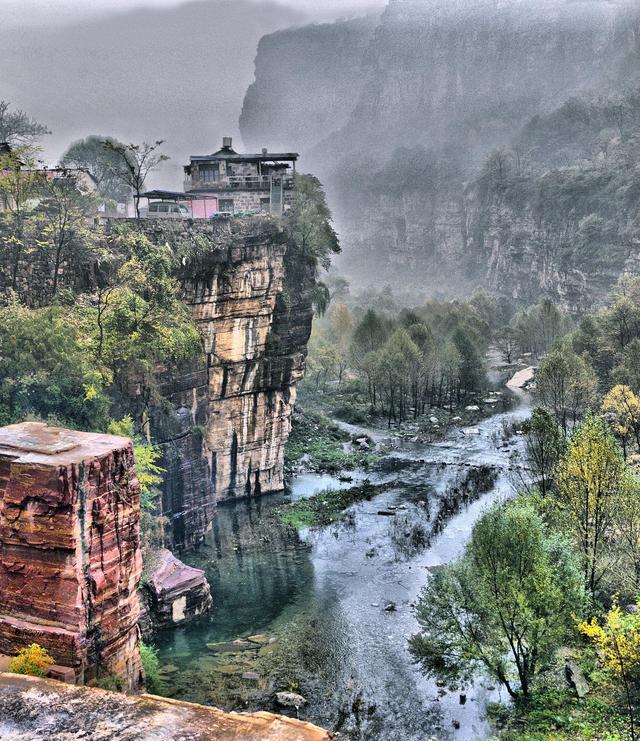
<box><xmin>154</xmin><ymin>391</ymin><xmax>530</xmax><ymax>740</ymax></box>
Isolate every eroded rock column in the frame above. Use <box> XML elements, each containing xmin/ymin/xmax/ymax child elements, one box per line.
<box><xmin>0</xmin><ymin>422</ymin><xmax>143</xmax><ymax>690</ymax></box>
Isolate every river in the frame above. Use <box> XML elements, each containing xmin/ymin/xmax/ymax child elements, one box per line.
<box><xmin>154</xmin><ymin>390</ymin><xmax>530</xmax><ymax>740</ymax></box>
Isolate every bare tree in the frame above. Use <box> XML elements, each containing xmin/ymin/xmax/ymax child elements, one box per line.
<box><xmin>0</xmin><ymin>101</ymin><xmax>50</xmax><ymax>145</ymax></box>
<box><xmin>102</xmin><ymin>140</ymin><xmax>169</xmax><ymax>218</ymax></box>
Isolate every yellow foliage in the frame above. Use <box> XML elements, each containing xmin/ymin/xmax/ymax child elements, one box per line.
<box><xmin>8</xmin><ymin>643</ymin><xmax>54</xmax><ymax>677</ymax></box>
<box><xmin>579</xmin><ymin>601</ymin><xmax>640</xmax><ymax>680</ymax></box>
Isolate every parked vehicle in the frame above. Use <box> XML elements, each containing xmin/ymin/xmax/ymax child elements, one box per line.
<box><xmin>147</xmin><ymin>201</ymin><xmax>191</xmax><ymax>218</ymax></box>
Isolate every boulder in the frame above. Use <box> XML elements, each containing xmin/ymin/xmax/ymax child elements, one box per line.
<box><xmin>276</xmin><ymin>691</ymin><xmax>308</xmax><ymax>709</ymax></box>
<box><xmin>144</xmin><ymin>549</ymin><xmax>212</xmax><ymax>629</ymax></box>
<box><xmin>565</xmin><ymin>659</ymin><xmax>589</xmax><ymax>698</ymax></box>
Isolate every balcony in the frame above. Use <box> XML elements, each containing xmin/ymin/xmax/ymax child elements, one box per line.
<box><xmin>184</xmin><ymin>175</ymin><xmax>295</xmax><ymax>192</ymax></box>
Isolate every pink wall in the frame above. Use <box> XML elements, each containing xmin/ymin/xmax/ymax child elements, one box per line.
<box><xmin>191</xmin><ymin>197</ymin><xmax>218</xmax><ymax>219</ymax></box>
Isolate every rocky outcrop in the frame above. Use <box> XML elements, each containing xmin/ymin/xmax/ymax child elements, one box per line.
<box><xmin>135</xmin><ymin>218</ymin><xmax>315</xmax><ymax>550</ymax></box>
<box><xmin>143</xmin><ymin>549</ymin><xmax>212</xmax><ymax>629</ymax></box>
<box><xmin>0</xmin><ymin>672</ymin><xmax>332</xmax><ymax>740</ymax></box>
<box><xmin>0</xmin><ymin>422</ymin><xmax>143</xmax><ymax>690</ymax></box>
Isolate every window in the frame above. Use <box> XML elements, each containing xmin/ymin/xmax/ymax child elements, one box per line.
<box><xmin>158</xmin><ymin>203</ymin><xmax>169</xmax><ymax>213</ymax></box>
<box><xmin>260</xmin><ymin>197</ymin><xmax>270</xmax><ymax>212</ymax></box>
<box><xmin>200</xmin><ymin>164</ymin><xmax>219</xmax><ymax>183</ymax></box>
<box><xmin>219</xmin><ymin>199</ymin><xmax>234</xmax><ymax>214</ymax></box>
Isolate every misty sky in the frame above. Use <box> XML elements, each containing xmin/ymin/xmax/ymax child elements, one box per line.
<box><xmin>1</xmin><ymin>0</ymin><xmax>384</xmax><ymax>188</ymax></box>
<box><xmin>5</xmin><ymin>0</ymin><xmax>384</xmax><ymax>27</ymax></box>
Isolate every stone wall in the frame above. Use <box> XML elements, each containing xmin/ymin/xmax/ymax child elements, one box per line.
<box><xmin>0</xmin><ymin>422</ymin><xmax>143</xmax><ymax>690</ymax></box>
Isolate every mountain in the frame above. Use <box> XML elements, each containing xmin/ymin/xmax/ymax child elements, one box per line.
<box><xmin>240</xmin><ymin>0</ymin><xmax>640</xmax><ymax>309</ymax></box>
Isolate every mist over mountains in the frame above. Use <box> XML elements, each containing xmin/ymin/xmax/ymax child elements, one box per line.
<box><xmin>241</xmin><ymin>0</ymin><xmax>640</xmax><ymax>308</ymax></box>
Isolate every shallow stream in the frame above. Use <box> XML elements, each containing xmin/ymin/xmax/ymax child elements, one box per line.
<box><xmin>154</xmin><ymin>391</ymin><xmax>530</xmax><ymax>740</ymax></box>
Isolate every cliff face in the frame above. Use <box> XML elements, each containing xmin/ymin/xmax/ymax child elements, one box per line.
<box><xmin>0</xmin><ymin>422</ymin><xmax>143</xmax><ymax>690</ymax></box>
<box><xmin>240</xmin><ymin>0</ymin><xmax>640</xmax><ymax>308</ymax></box>
<box><xmin>139</xmin><ymin>218</ymin><xmax>314</xmax><ymax>550</ymax></box>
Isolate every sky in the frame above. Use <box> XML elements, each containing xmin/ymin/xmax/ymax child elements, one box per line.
<box><xmin>1</xmin><ymin>0</ymin><xmax>384</xmax><ymax>186</ymax></box>
<box><xmin>4</xmin><ymin>0</ymin><xmax>385</xmax><ymax>28</ymax></box>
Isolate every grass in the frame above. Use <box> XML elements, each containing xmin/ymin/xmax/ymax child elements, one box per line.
<box><xmin>278</xmin><ymin>481</ymin><xmax>387</xmax><ymax>528</ymax></box>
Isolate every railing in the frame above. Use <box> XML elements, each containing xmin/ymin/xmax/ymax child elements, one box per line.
<box><xmin>185</xmin><ymin>175</ymin><xmax>295</xmax><ymax>191</ymax></box>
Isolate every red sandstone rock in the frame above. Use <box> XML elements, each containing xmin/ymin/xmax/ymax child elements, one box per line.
<box><xmin>144</xmin><ymin>548</ymin><xmax>212</xmax><ymax>628</ymax></box>
<box><xmin>0</xmin><ymin>422</ymin><xmax>143</xmax><ymax>690</ymax></box>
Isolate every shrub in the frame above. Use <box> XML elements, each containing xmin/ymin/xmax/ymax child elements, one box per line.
<box><xmin>8</xmin><ymin>643</ymin><xmax>53</xmax><ymax>677</ymax></box>
<box><xmin>140</xmin><ymin>641</ymin><xmax>163</xmax><ymax>694</ymax></box>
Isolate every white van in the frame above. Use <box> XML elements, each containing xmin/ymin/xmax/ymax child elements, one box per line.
<box><xmin>147</xmin><ymin>201</ymin><xmax>191</xmax><ymax>218</ymax></box>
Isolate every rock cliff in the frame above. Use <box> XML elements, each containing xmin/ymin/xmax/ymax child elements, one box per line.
<box><xmin>240</xmin><ymin>0</ymin><xmax>640</xmax><ymax>309</ymax></box>
<box><xmin>0</xmin><ymin>422</ymin><xmax>143</xmax><ymax>690</ymax></box>
<box><xmin>133</xmin><ymin>218</ymin><xmax>315</xmax><ymax>550</ymax></box>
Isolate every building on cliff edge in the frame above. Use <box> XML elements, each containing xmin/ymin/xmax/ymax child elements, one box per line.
<box><xmin>141</xmin><ymin>136</ymin><xmax>298</xmax><ymax>218</ymax></box>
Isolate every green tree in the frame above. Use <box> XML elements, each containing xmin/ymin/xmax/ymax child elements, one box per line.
<box><xmin>37</xmin><ymin>171</ymin><xmax>99</xmax><ymax>299</ymax></box>
<box><xmin>613</xmin><ymin>339</ymin><xmax>640</xmax><ymax>391</ymax></box>
<box><xmin>536</xmin><ymin>345</ymin><xmax>598</xmax><ymax>434</ymax></box>
<box><xmin>522</xmin><ymin>407</ymin><xmax>565</xmax><ymax>496</ymax></box>
<box><xmin>285</xmin><ymin>174</ymin><xmax>340</xmax><ymax>315</ymax></box>
<box><xmin>555</xmin><ymin>414</ymin><xmax>628</xmax><ymax>597</ymax></box>
<box><xmin>410</xmin><ymin>501</ymin><xmax>584</xmax><ymax>699</ymax></box>
<box><xmin>0</xmin><ymin>145</ymin><xmax>47</xmax><ymax>290</ymax></box>
<box><xmin>61</xmin><ymin>135</ymin><xmax>132</xmax><ymax>202</ymax></box>
<box><xmin>0</xmin><ymin>302</ymin><xmax>110</xmax><ymax>429</ymax></box>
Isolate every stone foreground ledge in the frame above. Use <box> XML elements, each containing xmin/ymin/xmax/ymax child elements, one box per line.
<box><xmin>0</xmin><ymin>673</ymin><xmax>333</xmax><ymax>740</ymax></box>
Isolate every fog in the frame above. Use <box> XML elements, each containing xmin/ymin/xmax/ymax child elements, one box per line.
<box><xmin>1</xmin><ymin>0</ymin><xmax>384</xmax><ymax>185</ymax></box>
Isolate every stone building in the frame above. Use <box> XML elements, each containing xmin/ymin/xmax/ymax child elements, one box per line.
<box><xmin>143</xmin><ymin>137</ymin><xmax>298</xmax><ymax>218</ymax></box>
<box><xmin>0</xmin><ymin>422</ymin><xmax>143</xmax><ymax>690</ymax></box>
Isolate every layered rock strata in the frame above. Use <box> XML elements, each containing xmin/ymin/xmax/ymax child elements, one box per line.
<box><xmin>143</xmin><ymin>548</ymin><xmax>212</xmax><ymax>629</ymax></box>
<box><xmin>0</xmin><ymin>673</ymin><xmax>332</xmax><ymax>740</ymax></box>
<box><xmin>141</xmin><ymin>218</ymin><xmax>314</xmax><ymax>550</ymax></box>
<box><xmin>0</xmin><ymin>422</ymin><xmax>143</xmax><ymax>690</ymax></box>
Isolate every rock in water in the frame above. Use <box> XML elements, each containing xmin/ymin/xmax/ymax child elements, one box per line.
<box><xmin>143</xmin><ymin>548</ymin><xmax>212</xmax><ymax>629</ymax></box>
<box><xmin>276</xmin><ymin>691</ymin><xmax>308</xmax><ymax>709</ymax></box>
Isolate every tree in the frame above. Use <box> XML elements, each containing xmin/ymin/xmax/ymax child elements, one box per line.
<box><xmin>521</xmin><ymin>407</ymin><xmax>565</xmax><ymax>495</ymax></box>
<box><xmin>555</xmin><ymin>414</ymin><xmax>628</xmax><ymax>597</ymax></box>
<box><xmin>496</xmin><ymin>325</ymin><xmax>518</xmax><ymax>364</ymax></box>
<box><xmin>328</xmin><ymin>302</ymin><xmax>353</xmax><ymax>384</ymax></box>
<box><xmin>37</xmin><ymin>171</ymin><xmax>98</xmax><ymax>299</ymax></box>
<box><xmin>91</xmin><ymin>226</ymin><xmax>201</xmax><ymax>400</ymax></box>
<box><xmin>375</xmin><ymin>328</ymin><xmax>421</xmax><ymax>426</ymax></box>
<box><xmin>410</xmin><ymin>501</ymin><xmax>584</xmax><ymax>700</ymax></box>
<box><xmin>602</xmin><ymin>385</ymin><xmax>640</xmax><ymax>459</ymax></box>
<box><xmin>614</xmin><ymin>339</ymin><xmax>640</xmax><ymax>391</ymax></box>
<box><xmin>0</xmin><ymin>302</ymin><xmax>110</xmax><ymax>430</ymax></box>
<box><xmin>0</xmin><ymin>101</ymin><xmax>49</xmax><ymax>144</ymax></box>
<box><xmin>102</xmin><ymin>140</ymin><xmax>169</xmax><ymax>218</ymax></box>
<box><xmin>452</xmin><ymin>326</ymin><xmax>484</xmax><ymax>397</ymax></box>
<box><xmin>536</xmin><ymin>345</ymin><xmax>598</xmax><ymax>434</ymax></box>
<box><xmin>579</xmin><ymin>602</ymin><xmax>640</xmax><ymax>740</ymax></box>
<box><xmin>0</xmin><ymin>145</ymin><xmax>47</xmax><ymax>289</ymax></box>
<box><xmin>61</xmin><ymin>135</ymin><xmax>132</xmax><ymax>202</ymax></box>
